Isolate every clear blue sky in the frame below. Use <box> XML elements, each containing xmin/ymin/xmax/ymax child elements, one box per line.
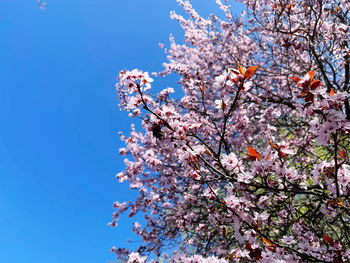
<box><xmin>0</xmin><ymin>1</ymin><xmax>242</xmax><ymax>262</ymax></box>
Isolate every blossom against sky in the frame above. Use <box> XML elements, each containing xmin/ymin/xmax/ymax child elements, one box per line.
<box><xmin>0</xmin><ymin>1</ymin><xmax>243</xmax><ymax>263</ymax></box>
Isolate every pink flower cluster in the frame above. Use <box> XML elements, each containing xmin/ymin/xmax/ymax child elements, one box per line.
<box><xmin>112</xmin><ymin>0</ymin><xmax>350</xmax><ymax>262</ymax></box>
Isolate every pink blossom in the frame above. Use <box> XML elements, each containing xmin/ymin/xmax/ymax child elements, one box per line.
<box><xmin>112</xmin><ymin>0</ymin><xmax>350</xmax><ymax>262</ymax></box>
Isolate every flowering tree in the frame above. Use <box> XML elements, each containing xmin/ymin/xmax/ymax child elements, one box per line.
<box><xmin>112</xmin><ymin>0</ymin><xmax>350</xmax><ymax>262</ymax></box>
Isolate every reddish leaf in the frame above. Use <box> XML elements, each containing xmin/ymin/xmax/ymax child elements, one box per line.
<box><xmin>330</xmin><ymin>88</ymin><xmax>336</xmax><ymax>96</ymax></box>
<box><xmin>245</xmin><ymin>243</ymin><xmax>253</xmax><ymax>251</ymax></box>
<box><xmin>328</xmin><ymin>199</ymin><xmax>338</xmax><ymax>207</ymax></box>
<box><xmin>237</xmin><ymin>63</ymin><xmax>245</xmax><ymax>75</ymax></box>
<box><xmin>291</xmin><ymin>76</ymin><xmax>301</xmax><ymax>83</ymax></box>
<box><xmin>304</xmin><ymin>92</ymin><xmax>315</xmax><ymax>103</ymax></box>
<box><xmin>268</xmin><ymin>140</ymin><xmax>280</xmax><ymax>151</ymax></box>
<box><xmin>247</xmin><ymin>147</ymin><xmax>261</xmax><ymax>161</ymax></box>
<box><xmin>252</xmin><ymin>221</ymin><xmax>260</xmax><ymax>231</ymax></box>
<box><xmin>337</xmin><ymin>198</ymin><xmax>345</xmax><ymax>207</ymax></box>
<box><xmin>263</xmin><ymin>237</ymin><xmax>276</xmax><ymax>247</ymax></box>
<box><xmin>278</xmin><ymin>151</ymin><xmax>287</xmax><ymax>158</ymax></box>
<box><xmin>299</xmin><ymin>91</ymin><xmax>307</xmax><ymax>97</ymax></box>
<box><xmin>246</xmin><ymin>243</ymin><xmax>262</xmax><ymax>260</ymax></box>
<box><xmin>189</xmin><ymin>154</ymin><xmax>199</xmax><ymax>165</ymax></box>
<box><xmin>268</xmin><ymin>140</ymin><xmax>289</xmax><ymax>158</ymax></box>
<box><xmin>201</xmin><ymin>82</ymin><xmax>206</xmax><ymax>91</ymax></box>
<box><xmin>246</xmin><ymin>156</ymin><xmax>257</xmax><ymax>161</ymax></box>
<box><xmin>328</xmin><ymin>198</ymin><xmax>346</xmax><ymax>208</ymax></box>
<box><xmin>244</xmin><ymin>66</ymin><xmax>259</xmax><ymax>80</ymax></box>
<box><xmin>323</xmin><ymin>234</ymin><xmax>334</xmax><ymax>245</ymax></box>
<box><xmin>338</xmin><ymin>150</ymin><xmax>346</xmax><ymax>159</ymax></box>
<box><xmin>309</xmin><ymin>79</ymin><xmax>322</xmax><ymax>90</ymax></box>
<box><xmin>203</xmin><ymin>149</ymin><xmax>212</xmax><ymax>157</ymax></box>
<box><xmin>307</xmin><ymin>70</ymin><xmax>314</xmax><ymax>81</ymax></box>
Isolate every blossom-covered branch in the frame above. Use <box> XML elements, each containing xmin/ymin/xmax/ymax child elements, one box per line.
<box><xmin>112</xmin><ymin>1</ymin><xmax>350</xmax><ymax>262</ymax></box>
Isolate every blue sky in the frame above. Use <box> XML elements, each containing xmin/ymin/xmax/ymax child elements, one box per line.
<box><xmin>0</xmin><ymin>1</ymin><xmax>242</xmax><ymax>262</ymax></box>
